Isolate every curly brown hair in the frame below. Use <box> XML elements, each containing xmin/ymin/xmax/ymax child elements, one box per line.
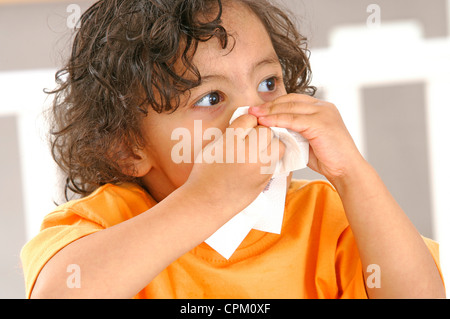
<box><xmin>47</xmin><ymin>0</ymin><xmax>315</xmax><ymax>200</ymax></box>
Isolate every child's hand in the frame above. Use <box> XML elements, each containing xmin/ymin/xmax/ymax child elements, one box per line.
<box><xmin>248</xmin><ymin>94</ymin><xmax>445</xmax><ymax>299</ymax></box>
<box><xmin>248</xmin><ymin>93</ymin><xmax>365</xmax><ymax>184</ymax></box>
<box><xmin>184</xmin><ymin>114</ymin><xmax>285</xmax><ymax>214</ymax></box>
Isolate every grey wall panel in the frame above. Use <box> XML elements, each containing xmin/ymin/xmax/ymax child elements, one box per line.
<box><xmin>0</xmin><ymin>115</ymin><xmax>26</xmax><ymax>298</ymax></box>
<box><xmin>1</xmin><ymin>0</ymin><xmax>448</xmax><ymax>70</ymax></box>
<box><xmin>362</xmin><ymin>82</ymin><xmax>433</xmax><ymax>238</ymax></box>
<box><xmin>0</xmin><ymin>0</ymin><xmax>95</xmax><ymax>71</ymax></box>
<box><xmin>284</xmin><ymin>0</ymin><xmax>448</xmax><ymax>48</ymax></box>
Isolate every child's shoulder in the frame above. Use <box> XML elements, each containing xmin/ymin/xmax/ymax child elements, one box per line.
<box><xmin>60</xmin><ymin>182</ymin><xmax>154</xmax><ymax>212</ymax></box>
<box><xmin>46</xmin><ymin>183</ymin><xmax>156</xmax><ymax>228</ymax></box>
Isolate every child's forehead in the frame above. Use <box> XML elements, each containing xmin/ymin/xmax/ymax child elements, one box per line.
<box><xmin>192</xmin><ymin>6</ymin><xmax>275</xmax><ymax>72</ymax></box>
<box><xmin>220</xmin><ymin>1</ymin><xmax>266</xmax><ymax>32</ymax></box>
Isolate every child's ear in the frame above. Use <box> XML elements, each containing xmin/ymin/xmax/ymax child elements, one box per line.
<box><xmin>118</xmin><ymin>147</ymin><xmax>152</xmax><ymax>178</ymax></box>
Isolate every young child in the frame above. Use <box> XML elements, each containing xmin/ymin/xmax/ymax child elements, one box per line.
<box><xmin>21</xmin><ymin>0</ymin><xmax>445</xmax><ymax>299</ymax></box>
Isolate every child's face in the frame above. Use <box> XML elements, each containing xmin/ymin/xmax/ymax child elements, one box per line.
<box><xmin>139</xmin><ymin>2</ymin><xmax>287</xmax><ymax>201</ymax></box>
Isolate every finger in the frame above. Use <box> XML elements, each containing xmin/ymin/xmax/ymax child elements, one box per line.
<box><xmin>265</xmin><ymin>93</ymin><xmax>318</xmax><ymax>110</ymax></box>
<box><xmin>256</xmin><ymin>101</ymin><xmax>319</xmax><ymax>116</ymax></box>
<box><xmin>268</xmin><ymin>93</ymin><xmax>318</xmax><ymax>105</ymax></box>
<box><xmin>257</xmin><ymin>113</ymin><xmax>312</xmax><ymax>135</ymax></box>
<box><xmin>258</xmin><ymin>136</ymin><xmax>286</xmax><ymax>175</ymax></box>
<box><xmin>271</xmin><ymin>136</ymin><xmax>286</xmax><ymax>161</ymax></box>
<box><xmin>254</xmin><ymin>125</ymin><xmax>274</xmax><ymax>146</ymax></box>
<box><xmin>249</xmin><ymin>98</ymin><xmax>320</xmax><ymax>117</ymax></box>
<box><xmin>226</xmin><ymin>113</ymin><xmax>258</xmax><ymax>139</ymax></box>
<box><xmin>228</xmin><ymin>113</ymin><xmax>258</xmax><ymax>130</ymax></box>
<box><xmin>254</xmin><ymin>126</ymin><xmax>286</xmax><ymax>166</ymax></box>
<box><xmin>225</xmin><ymin>125</ymin><xmax>280</xmax><ymax>166</ymax></box>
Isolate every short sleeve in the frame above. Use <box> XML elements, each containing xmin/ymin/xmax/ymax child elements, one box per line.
<box><xmin>333</xmin><ymin>228</ymin><xmax>445</xmax><ymax>298</ymax></box>
<box><xmin>421</xmin><ymin>236</ymin><xmax>446</xmax><ymax>292</ymax></box>
<box><xmin>20</xmin><ymin>210</ymin><xmax>103</xmax><ymax>298</ymax></box>
<box><xmin>334</xmin><ymin>226</ymin><xmax>368</xmax><ymax>299</ymax></box>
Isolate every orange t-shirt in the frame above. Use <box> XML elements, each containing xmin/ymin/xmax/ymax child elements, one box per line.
<box><xmin>20</xmin><ymin>179</ymin><xmax>443</xmax><ymax>298</ymax></box>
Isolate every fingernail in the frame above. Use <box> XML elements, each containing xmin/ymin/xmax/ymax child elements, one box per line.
<box><xmin>249</xmin><ymin>105</ymin><xmax>267</xmax><ymax>114</ymax></box>
<box><xmin>258</xmin><ymin>116</ymin><xmax>269</xmax><ymax>124</ymax></box>
<box><xmin>249</xmin><ymin>106</ymin><xmax>261</xmax><ymax>113</ymax></box>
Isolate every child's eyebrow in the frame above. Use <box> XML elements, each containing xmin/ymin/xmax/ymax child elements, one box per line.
<box><xmin>200</xmin><ymin>54</ymin><xmax>280</xmax><ymax>84</ymax></box>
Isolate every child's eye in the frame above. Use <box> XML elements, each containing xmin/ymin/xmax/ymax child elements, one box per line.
<box><xmin>194</xmin><ymin>91</ymin><xmax>223</xmax><ymax>107</ymax></box>
<box><xmin>258</xmin><ymin>77</ymin><xmax>277</xmax><ymax>92</ymax></box>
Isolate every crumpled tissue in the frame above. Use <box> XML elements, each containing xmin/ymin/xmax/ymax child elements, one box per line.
<box><xmin>204</xmin><ymin>106</ymin><xmax>309</xmax><ymax>259</ymax></box>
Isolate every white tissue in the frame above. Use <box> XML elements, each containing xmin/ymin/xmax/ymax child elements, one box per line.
<box><xmin>204</xmin><ymin>106</ymin><xmax>309</xmax><ymax>259</ymax></box>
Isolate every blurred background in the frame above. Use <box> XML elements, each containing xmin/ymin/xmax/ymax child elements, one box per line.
<box><xmin>1</xmin><ymin>0</ymin><xmax>449</xmax><ymax>298</ymax></box>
